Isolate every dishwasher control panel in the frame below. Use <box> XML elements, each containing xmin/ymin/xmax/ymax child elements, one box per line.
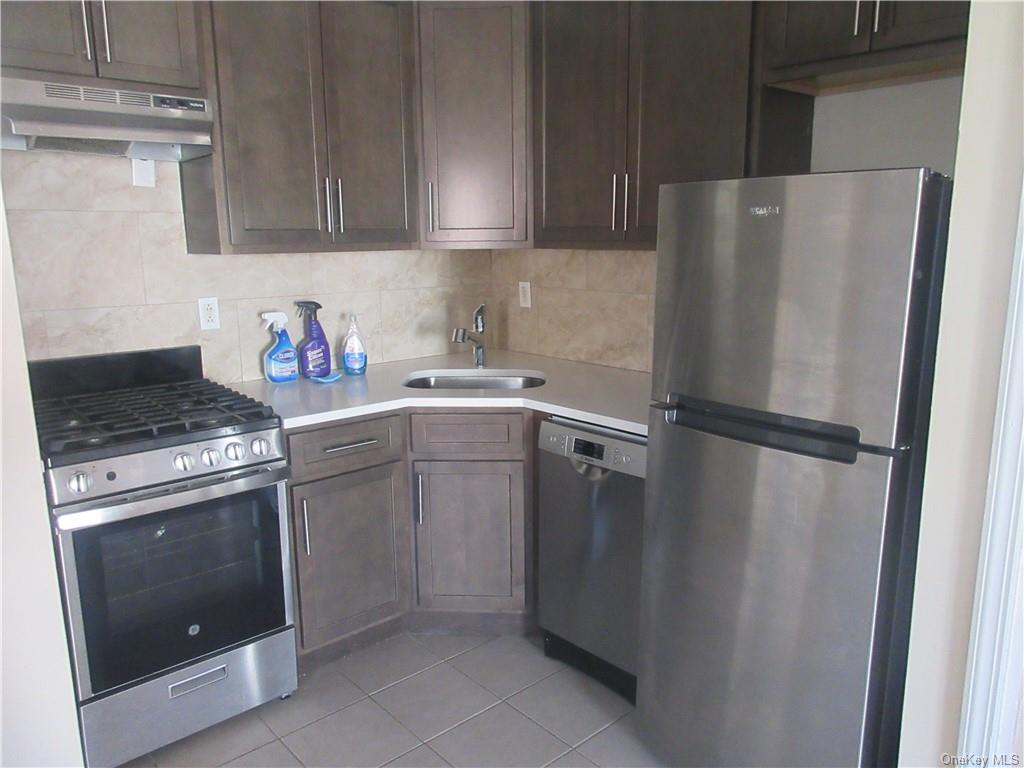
<box><xmin>538</xmin><ymin>418</ymin><xmax>647</xmax><ymax>479</ymax></box>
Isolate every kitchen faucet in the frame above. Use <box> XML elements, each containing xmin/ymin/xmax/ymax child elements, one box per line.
<box><xmin>451</xmin><ymin>303</ymin><xmax>486</xmax><ymax>367</ymax></box>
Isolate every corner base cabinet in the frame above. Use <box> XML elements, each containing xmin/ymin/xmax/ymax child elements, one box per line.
<box><xmin>290</xmin><ymin>461</ymin><xmax>411</xmax><ymax>651</ymax></box>
<box><xmin>413</xmin><ymin>460</ymin><xmax>525</xmax><ymax>612</ymax></box>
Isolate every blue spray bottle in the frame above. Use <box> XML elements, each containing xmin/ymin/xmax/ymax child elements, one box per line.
<box><xmin>260</xmin><ymin>311</ymin><xmax>299</xmax><ymax>383</ymax></box>
<box><xmin>295</xmin><ymin>301</ymin><xmax>332</xmax><ymax>378</ymax></box>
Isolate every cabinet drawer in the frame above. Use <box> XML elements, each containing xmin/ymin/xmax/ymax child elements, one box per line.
<box><xmin>289</xmin><ymin>414</ymin><xmax>404</xmax><ymax>480</ymax></box>
<box><xmin>410</xmin><ymin>412</ymin><xmax>524</xmax><ymax>457</ymax></box>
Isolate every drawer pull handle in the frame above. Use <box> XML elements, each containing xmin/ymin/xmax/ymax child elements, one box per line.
<box><xmin>417</xmin><ymin>473</ymin><xmax>424</xmax><ymax>525</ymax></box>
<box><xmin>301</xmin><ymin>498</ymin><xmax>311</xmax><ymax>556</ymax></box>
<box><xmin>168</xmin><ymin>665</ymin><xmax>227</xmax><ymax>699</ymax></box>
<box><xmin>323</xmin><ymin>438</ymin><xmax>380</xmax><ymax>454</ymax></box>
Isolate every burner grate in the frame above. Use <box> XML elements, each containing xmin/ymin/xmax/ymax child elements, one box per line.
<box><xmin>34</xmin><ymin>380</ymin><xmax>274</xmax><ymax>457</ymax></box>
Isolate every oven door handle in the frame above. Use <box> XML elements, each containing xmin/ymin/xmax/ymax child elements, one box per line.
<box><xmin>53</xmin><ymin>464</ymin><xmax>291</xmax><ymax>532</ymax></box>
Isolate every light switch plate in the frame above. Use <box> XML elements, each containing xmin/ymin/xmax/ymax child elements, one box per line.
<box><xmin>198</xmin><ymin>297</ymin><xmax>220</xmax><ymax>330</ymax></box>
<box><xmin>518</xmin><ymin>281</ymin><xmax>532</xmax><ymax>309</ymax></box>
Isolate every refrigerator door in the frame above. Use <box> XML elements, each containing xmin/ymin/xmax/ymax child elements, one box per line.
<box><xmin>652</xmin><ymin>169</ymin><xmax>940</xmax><ymax>449</ymax></box>
<box><xmin>637</xmin><ymin>411</ymin><xmax>895</xmax><ymax>767</ymax></box>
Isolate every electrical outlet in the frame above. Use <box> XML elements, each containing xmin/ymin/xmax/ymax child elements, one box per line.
<box><xmin>518</xmin><ymin>281</ymin><xmax>532</xmax><ymax>309</ymax></box>
<box><xmin>197</xmin><ymin>297</ymin><xmax>220</xmax><ymax>331</ymax></box>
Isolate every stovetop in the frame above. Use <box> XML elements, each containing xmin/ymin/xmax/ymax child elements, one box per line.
<box><xmin>34</xmin><ymin>379</ymin><xmax>277</xmax><ymax>465</ymax></box>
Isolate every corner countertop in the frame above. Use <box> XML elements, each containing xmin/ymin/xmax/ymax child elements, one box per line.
<box><xmin>232</xmin><ymin>351</ymin><xmax>652</xmax><ymax>436</ymax></box>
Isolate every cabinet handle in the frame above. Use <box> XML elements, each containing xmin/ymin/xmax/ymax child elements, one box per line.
<box><xmin>337</xmin><ymin>178</ymin><xmax>345</xmax><ymax>235</ymax></box>
<box><xmin>416</xmin><ymin>473</ymin><xmax>423</xmax><ymax>525</ymax></box>
<box><xmin>301</xmin><ymin>498</ymin><xmax>311</xmax><ymax>556</ymax></box>
<box><xmin>80</xmin><ymin>0</ymin><xmax>93</xmax><ymax>61</ymax></box>
<box><xmin>323</xmin><ymin>438</ymin><xmax>379</xmax><ymax>454</ymax></box>
<box><xmin>622</xmin><ymin>173</ymin><xmax>629</xmax><ymax>232</ymax></box>
<box><xmin>100</xmin><ymin>0</ymin><xmax>112</xmax><ymax>63</ymax></box>
<box><xmin>611</xmin><ymin>173</ymin><xmax>618</xmax><ymax>231</ymax></box>
<box><xmin>428</xmin><ymin>182</ymin><xmax>435</xmax><ymax>233</ymax></box>
<box><xmin>853</xmin><ymin>0</ymin><xmax>861</xmax><ymax>36</ymax></box>
<box><xmin>323</xmin><ymin>177</ymin><xmax>333</xmax><ymax>234</ymax></box>
<box><xmin>873</xmin><ymin>0</ymin><xmax>881</xmax><ymax>33</ymax></box>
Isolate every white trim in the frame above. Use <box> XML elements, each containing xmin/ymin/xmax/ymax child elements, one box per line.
<box><xmin>958</xmin><ymin>178</ymin><xmax>1024</xmax><ymax>761</ymax></box>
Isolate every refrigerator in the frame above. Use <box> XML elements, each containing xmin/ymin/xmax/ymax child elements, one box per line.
<box><xmin>637</xmin><ymin>169</ymin><xmax>951</xmax><ymax>767</ymax></box>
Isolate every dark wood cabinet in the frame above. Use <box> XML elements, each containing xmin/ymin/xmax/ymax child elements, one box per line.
<box><xmin>533</xmin><ymin>1</ymin><xmax>751</xmax><ymax>248</ymax></box>
<box><xmin>1</xmin><ymin>2</ymin><xmax>96</xmax><ymax>77</ymax></box>
<box><xmin>321</xmin><ymin>2</ymin><xmax>418</xmax><ymax>245</ymax></box>
<box><xmin>870</xmin><ymin>1</ymin><xmax>970</xmax><ymax>51</ymax></box>
<box><xmin>413</xmin><ymin>460</ymin><xmax>526</xmax><ymax>612</ymax></box>
<box><xmin>291</xmin><ymin>462</ymin><xmax>412</xmax><ymax>651</ymax></box>
<box><xmin>532</xmin><ymin>2</ymin><xmax>629</xmax><ymax>245</ymax></box>
<box><xmin>210</xmin><ymin>1</ymin><xmax>330</xmax><ymax>249</ymax></box>
<box><xmin>626</xmin><ymin>2</ymin><xmax>751</xmax><ymax>243</ymax></box>
<box><xmin>1</xmin><ymin>1</ymin><xmax>200</xmax><ymax>88</ymax></box>
<box><xmin>764</xmin><ymin>2</ymin><xmax>870</xmax><ymax>69</ymax></box>
<box><xmin>418</xmin><ymin>2</ymin><xmax>529</xmax><ymax>246</ymax></box>
<box><xmin>93</xmin><ymin>1</ymin><xmax>200</xmax><ymax>88</ymax></box>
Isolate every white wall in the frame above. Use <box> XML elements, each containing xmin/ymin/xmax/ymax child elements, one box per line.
<box><xmin>810</xmin><ymin>75</ymin><xmax>964</xmax><ymax>176</ymax></box>
<box><xmin>1</xmin><ymin>192</ymin><xmax>83</xmax><ymax>764</ymax></box>
<box><xmin>900</xmin><ymin>2</ymin><xmax>1024</xmax><ymax>765</ymax></box>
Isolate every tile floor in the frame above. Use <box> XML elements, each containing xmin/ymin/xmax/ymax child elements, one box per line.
<box><xmin>124</xmin><ymin>632</ymin><xmax>665</xmax><ymax>768</ymax></box>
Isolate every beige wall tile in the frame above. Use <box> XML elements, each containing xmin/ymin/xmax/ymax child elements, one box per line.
<box><xmin>487</xmin><ymin>284</ymin><xmax>538</xmax><ymax>355</ymax></box>
<box><xmin>202</xmin><ymin>300</ymin><xmax>242</xmax><ymax>383</ymax></box>
<box><xmin>1</xmin><ymin>151</ymin><xmax>181</xmax><ymax>213</ymax></box>
<box><xmin>531</xmin><ymin>250</ymin><xmax>587</xmax><ymax>289</ymax></box>
<box><xmin>440</xmin><ymin>250</ymin><xmax>492</xmax><ymax>288</ymax></box>
<box><xmin>586</xmin><ymin>250</ymin><xmax>656</xmax><ymax>293</ymax></box>
<box><xmin>536</xmin><ymin>288</ymin><xmax>651</xmax><ymax>371</ymax></box>
<box><xmin>19</xmin><ymin>311</ymin><xmax>49</xmax><ymax>359</ymax></box>
<box><xmin>7</xmin><ymin>210</ymin><xmax>145</xmax><ymax>311</ymax></box>
<box><xmin>490</xmin><ymin>249</ymin><xmax>531</xmax><ymax>287</ymax></box>
<box><xmin>141</xmin><ymin>213</ymin><xmax>313</xmax><ymax>303</ymax></box>
<box><xmin>311</xmin><ymin>250</ymin><xmax>444</xmax><ymax>292</ymax></box>
<box><xmin>380</xmin><ymin>288</ymin><xmax>456</xmax><ymax>361</ymax></box>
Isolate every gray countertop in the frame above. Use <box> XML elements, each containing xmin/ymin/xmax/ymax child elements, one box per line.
<box><xmin>233</xmin><ymin>351</ymin><xmax>652</xmax><ymax>436</ymax></box>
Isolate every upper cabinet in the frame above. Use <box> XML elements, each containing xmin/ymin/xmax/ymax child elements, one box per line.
<box><xmin>533</xmin><ymin>2</ymin><xmax>752</xmax><ymax>248</ymax></box>
<box><xmin>181</xmin><ymin>1</ymin><xmax>418</xmax><ymax>254</ymax></box>
<box><xmin>764</xmin><ymin>1</ymin><xmax>968</xmax><ymax>71</ymax></box>
<box><xmin>1</xmin><ymin>1</ymin><xmax>201</xmax><ymax>89</ymax></box>
<box><xmin>417</xmin><ymin>2</ymin><xmax>529</xmax><ymax>247</ymax></box>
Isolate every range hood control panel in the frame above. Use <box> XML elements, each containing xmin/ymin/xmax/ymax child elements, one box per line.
<box><xmin>153</xmin><ymin>95</ymin><xmax>207</xmax><ymax>112</ymax></box>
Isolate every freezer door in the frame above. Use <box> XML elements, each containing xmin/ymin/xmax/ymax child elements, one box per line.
<box><xmin>652</xmin><ymin>169</ymin><xmax>943</xmax><ymax>449</ymax></box>
<box><xmin>637</xmin><ymin>411</ymin><xmax>895</xmax><ymax>767</ymax></box>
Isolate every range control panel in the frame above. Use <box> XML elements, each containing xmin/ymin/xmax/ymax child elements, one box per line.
<box><xmin>538</xmin><ymin>418</ymin><xmax>647</xmax><ymax>479</ymax></box>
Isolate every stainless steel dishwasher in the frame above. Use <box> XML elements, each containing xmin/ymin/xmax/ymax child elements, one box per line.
<box><xmin>538</xmin><ymin>417</ymin><xmax>647</xmax><ymax>700</ymax></box>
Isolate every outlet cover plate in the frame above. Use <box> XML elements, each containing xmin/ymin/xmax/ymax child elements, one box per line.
<box><xmin>198</xmin><ymin>297</ymin><xmax>220</xmax><ymax>331</ymax></box>
<box><xmin>518</xmin><ymin>281</ymin><xmax>532</xmax><ymax>309</ymax></box>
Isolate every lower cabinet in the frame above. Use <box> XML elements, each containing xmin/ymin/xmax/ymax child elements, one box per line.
<box><xmin>413</xmin><ymin>460</ymin><xmax>526</xmax><ymax>612</ymax></box>
<box><xmin>290</xmin><ymin>461</ymin><xmax>411</xmax><ymax>651</ymax></box>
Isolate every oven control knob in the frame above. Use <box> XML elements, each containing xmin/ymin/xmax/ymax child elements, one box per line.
<box><xmin>67</xmin><ymin>471</ymin><xmax>93</xmax><ymax>494</ymax></box>
<box><xmin>225</xmin><ymin>442</ymin><xmax>246</xmax><ymax>461</ymax></box>
<box><xmin>200</xmin><ymin>448</ymin><xmax>222</xmax><ymax>467</ymax></box>
<box><xmin>250</xmin><ymin>437</ymin><xmax>271</xmax><ymax>457</ymax></box>
<box><xmin>173</xmin><ymin>453</ymin><xmax>195</xmax><ymax>473</ymax></box>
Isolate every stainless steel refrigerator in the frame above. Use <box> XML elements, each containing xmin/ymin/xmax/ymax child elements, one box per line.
<box><xmin>638</xmin><ymin>169</ymin><xmax>951</xmax><ymax>767</ymax></box>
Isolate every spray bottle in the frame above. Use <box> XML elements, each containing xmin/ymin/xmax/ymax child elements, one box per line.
<box><xmin>341</xmin><ymin>313</ymin><xmax>368</xmax><ymax>375</ymax></box>
<box><xmin>260</xmin><ymin>312</ymin><xmax>299</xmax><ymax>383</ymax></box>
<box><xmin>295</xmin><ymin>301</ymin><xmax>332</xmax><ymax>378</ymax></box>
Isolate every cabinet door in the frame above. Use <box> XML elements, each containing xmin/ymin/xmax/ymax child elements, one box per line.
<box><xmin>533</xmin><ymin>2</ymin><xmax>629</xmax><ymax>244</ymax></box>
<box><xmin>764</xmin><ymin>2</ymin><xmax>871</xmax><ymax>69</ymax></box>
<box><xmin>292</xmin><ymin>463</ymin><xmax>411</xmax><ymax>651</ymax></box>
<box><xmin>626</xmin><ymin>2</ymin><xmax>751</xmax><ymax>244</ymax></box>
<box><xmin>211</xmin><ymin>2</ymin><xmax>331</xmax><ymax>248</ymax></box>
<box><xmin>322</xmin><ymin>2</ymin><xmax>418</xmax><ymax>245</ymax></box>
<box><xmin>418</xmin><ymin>2</ymin><xmax>528</xmax><ymax>244</ymax></box>
<box><xmin>414</xmin><ymin>461</ymin><xmax>525</xmax><ymax>611</ymax></box>
<box><xmin>870</xmin><ymin>1</ymin><xmax>969</xmax><ymax>51</ymax></box>
<box><xmin>0</xmin><ymin>1</ymin><xmax>96</xmax><ymax>77</ymax></box>
<box><xmin>92</xmin><ymin>1</ymin><xmax>200</xmax><ymax>88</ymax></box>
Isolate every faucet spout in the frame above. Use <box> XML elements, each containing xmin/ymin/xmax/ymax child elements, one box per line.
<box><xmin>452</xmin><ymin>304</ymin><xmax>486</xmax><ymax>367</ymax></box>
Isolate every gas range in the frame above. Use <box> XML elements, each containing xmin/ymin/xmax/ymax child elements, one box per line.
<box><xmin>35</xmin><ymin>378</ymin><xmax>284</xmax><ymax>508</ymax></box>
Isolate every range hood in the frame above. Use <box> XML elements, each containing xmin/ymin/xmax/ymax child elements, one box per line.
<box><xmin>1</xmin><ymin>77</ymin><xmax>213</xmax><ymax>161</ymax></box>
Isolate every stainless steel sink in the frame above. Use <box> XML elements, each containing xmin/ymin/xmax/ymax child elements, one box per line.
<box><xmin>402</xmin><ymin>369</ymin><xmax>546</xmax><ymax>390</ymax></box>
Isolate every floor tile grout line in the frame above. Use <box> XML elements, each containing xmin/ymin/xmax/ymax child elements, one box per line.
<box><xmin>260</xmin><ymin>690</ymin><xmax>371</xmax><ymax>740</ymax></box>
<box><xmin>542</xmin><ymin>747</ymin><xmax>576</xmax><ymax>768</ymax></box>
<box><xmin>277</xmin><ymin>735</ymin><xmax>306</xmax><ymax>768</ymax></box>
<box><xmin>211</xmin><ymin>732</ymin><xmax>279</xmax><ymax>767</ymax></box>
<box><xmin>419</xmin><ymin>698</ymin><xmax>505</xmax><ymax>745</ymax></box>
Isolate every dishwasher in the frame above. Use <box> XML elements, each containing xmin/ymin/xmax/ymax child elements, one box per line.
<box><xmin>537</xmin><ymin>416</ymin><xmax>647</xmax><ymax>701</ymax></box>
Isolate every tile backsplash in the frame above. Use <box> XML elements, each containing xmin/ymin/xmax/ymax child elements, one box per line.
<box><xmin>2</xmin><ymin>150</ymin><xmax>654</xmax><ymax>381</ymax></box>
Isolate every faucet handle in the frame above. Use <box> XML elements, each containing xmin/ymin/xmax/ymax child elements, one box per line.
<box><xmin>452</xmin><ymin>327</ymin><xmax>467</xmax><ymax>343</ymax></box>
<box><xmin>473</xmin><ymin>303</ymin><xmax>486</xmax><ymax>333</ymax></box>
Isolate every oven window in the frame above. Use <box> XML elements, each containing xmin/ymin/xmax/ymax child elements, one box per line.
<box><xmin>72</xmin><ymin>485</ymin><xmax>286</xmax><ymax>696</ymax></box>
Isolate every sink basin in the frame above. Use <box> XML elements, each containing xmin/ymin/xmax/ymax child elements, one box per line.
<box><xmin>402</xmin><ymin>368</ymin><xmax>546</xmax><ymax>390</ymax></box>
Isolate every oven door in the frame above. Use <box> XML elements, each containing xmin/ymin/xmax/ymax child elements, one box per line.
<box><xmin>54</xmin><ymin>465</ymin><xmax>293</xmax><ymax>701</ymax></box>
